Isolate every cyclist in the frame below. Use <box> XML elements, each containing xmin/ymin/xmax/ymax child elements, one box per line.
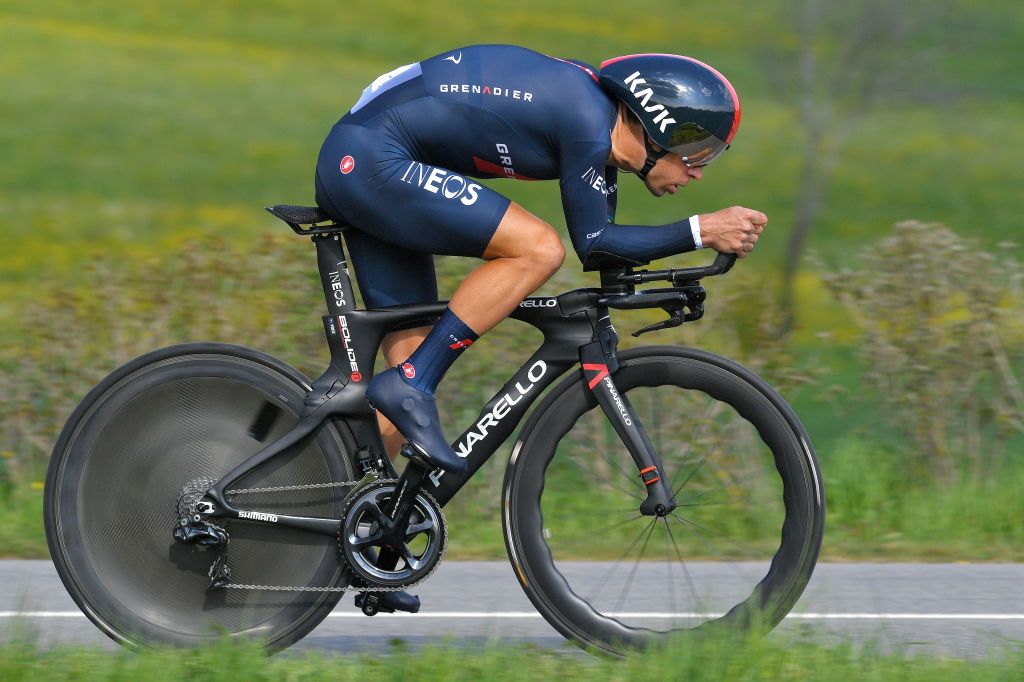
<box><xmin>314</xmin><ymin>47</ymin><xmax>764</xmax><ymax>610</ymax></box>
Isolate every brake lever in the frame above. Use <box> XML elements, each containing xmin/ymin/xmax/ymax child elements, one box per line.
<box><xmin>632</xmin><ymin>313</ymin><xmax>684</xmax><ymax>337</ymax></box>
<box><xmin>632</xmin><ymin>302</ymin><xmax>705</xmax><ymax>337</ymax></box>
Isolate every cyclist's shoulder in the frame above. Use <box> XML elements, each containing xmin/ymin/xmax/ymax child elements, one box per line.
<box><xmin>422</xmin><ymin>44</ymin><xmax>557</xmax><ymax>67</ymax></box>
<box><xmin>422</xmin><ymin>44</ymin><xmax>603</xmax><ymax>91</ymax></box>
<box><xmin>419</xmin><ymin>44</ymin><xmax>613</xmax><ymax>144</ymax></box>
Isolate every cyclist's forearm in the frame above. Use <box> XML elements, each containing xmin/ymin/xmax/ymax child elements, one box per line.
<box><xmin>577</xmin><ymin>216</ymin><xmax>702</xmax><ymax>266</ymax></box>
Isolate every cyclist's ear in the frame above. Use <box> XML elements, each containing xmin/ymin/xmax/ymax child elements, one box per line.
<box><xmin>619</xmin><ymin>102</ymin><xmax>642</xmax><ymax>132</ymax></box>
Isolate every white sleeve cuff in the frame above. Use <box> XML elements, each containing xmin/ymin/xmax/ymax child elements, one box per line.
<box><xmin>689</xmin><ymin>215</ymin><xmax>703</xmax><ymax>249</ymax></box>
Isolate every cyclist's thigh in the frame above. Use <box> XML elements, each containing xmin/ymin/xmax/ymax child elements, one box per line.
<box><xmin>343</xmin><ymin>229</ymin><xmax>437</xmax><ymax>308</ymax></box>
<box><xmin>316</xmin><ymin>124</ymin><xmax>511</xmax><ymax>260</ymax></box>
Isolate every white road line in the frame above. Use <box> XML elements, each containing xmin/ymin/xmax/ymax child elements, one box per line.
<box><xmin>3</xmin><ymin>612</ymin><xmax>1024</xmax><ymax>620</ymax></box>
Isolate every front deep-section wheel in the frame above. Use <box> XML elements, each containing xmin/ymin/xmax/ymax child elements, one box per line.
<box><xmin>503</xmin><ymin>346</ymin><xmax>824</xmax><ymax>655</ymax></box>
<box><xmin>44</xmin><ymin>343</ymin><xmax>357</xmax><ymax>650</ymax></box>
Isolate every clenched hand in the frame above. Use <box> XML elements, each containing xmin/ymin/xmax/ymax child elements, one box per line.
<box><xmin>698</xmin><ymin>207</ymin><xmax>768</xmax><ymax>258</ymax></box>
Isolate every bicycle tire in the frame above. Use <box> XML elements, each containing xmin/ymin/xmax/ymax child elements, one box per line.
<box><xmin>502</xmin><ymin>346</ymin><xmax>825</xmax><ymax>655</ymax></box>
<box><xmin>44</xmin><ymin>342</ymin><xmax>357</xmax><ymax>650</ymax></box>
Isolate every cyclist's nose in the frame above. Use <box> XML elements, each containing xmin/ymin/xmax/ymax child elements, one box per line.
<box><xmin>688</xmin><ymin>166</ymin><xmax>704</xmax><ymax>181</ymax></box>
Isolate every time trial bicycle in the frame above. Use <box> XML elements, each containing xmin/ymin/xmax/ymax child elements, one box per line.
<box><xmin>44</xmin><ymin>204</ymin><xmax>825</xmax><ymax>656</ymax></box>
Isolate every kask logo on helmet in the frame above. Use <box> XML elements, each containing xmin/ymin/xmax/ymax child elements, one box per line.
<box><xmin>622</xmin><ymin>72</ymin><xmax>677</xmax><ymax>134</ymax></box>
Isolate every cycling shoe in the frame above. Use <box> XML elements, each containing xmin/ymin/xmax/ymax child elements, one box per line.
<box><xmin>355</xmin><ymin>590</ymin><xmax>421</xmax><ymax>616</ymax></box>
<box><xmin>366</xmin><ymin>368</ymin><xmax>469</xmax><ymax>475</ymax></box>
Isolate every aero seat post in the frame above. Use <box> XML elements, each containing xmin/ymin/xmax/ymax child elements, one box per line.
<box><xmin>297</xmin><ymin>233</ymin><xmax>363</xmax><ymax>421</ymax></box>
<box><xmin>314</xmin><ymin>233</ymin><xmax>356</xmax><ymax>314</ymax></box>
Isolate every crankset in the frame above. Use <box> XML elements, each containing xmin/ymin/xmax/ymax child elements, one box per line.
<box><xmin>338</xmin><ymin>479</ymin><xmax>447</xmax><ymax>590</ymax></box>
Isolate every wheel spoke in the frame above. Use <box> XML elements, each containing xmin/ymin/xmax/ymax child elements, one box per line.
<box><xmin>664</xmin><ymin>516</ymin><xmax>707</xmax><ymax>615</ymax></box>
<box><xmin>666</xmin><ymin>397</ymin><xmax>726</xmax><ymax>489</ymax></box>
<box><xmin>611</xmin><ymin>518</ymin><xmax>658</xmax><ymax>615</ymax></box>
<box><xmin>663</xmin><ymin>518</ymin><xmax>680</xmax><ymax>619</ymax></box>
<box><xmin>673</xmin><ymin>456</ymin><xmax>707</xmax><ymax>498</ymax></box>
<box><xmin>561</xmin><ymin>449</ymin><xmax>642</xmax><ymax>502</ymax></box>
<box><xmin>671</xmin><ymin>512</ymin><xmax>765</xmax><ymax>563</ymax></box>
<box><xmin>548</xmin><ymin>514</ymin><xmax>646</xmax><ymax>552</ymax></box>
<box><xmin>675</xmin><ymin>464</ymin><xmax>773</xmax><ymax>508</ymax></box>
<box><xmin>584</xmin><ymin>518</ymin><xmax>655</xmax><ymax>602</ymax></box>
<box><xmin>676</xmin><ymin>499</ymin><xmax>727</xmax><ymax>508</ymax></box>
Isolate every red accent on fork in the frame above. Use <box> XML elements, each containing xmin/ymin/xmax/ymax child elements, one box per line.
<box><xmin>582</xmin><ymin>363</ymin><xmax>609</xmax><ymax>390</ymax></box>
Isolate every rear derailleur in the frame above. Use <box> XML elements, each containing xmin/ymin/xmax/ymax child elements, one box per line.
<box><xmin>172</xmin><ymin>478</ymin><xmax>232</xmax><ymax>589</ymax></box>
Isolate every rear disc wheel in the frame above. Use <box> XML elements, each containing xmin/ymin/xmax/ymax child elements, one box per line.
<box><xmin>44</xmin><ymin>344</ymin><xmax>357</xmax><ymax>650</ymax></box>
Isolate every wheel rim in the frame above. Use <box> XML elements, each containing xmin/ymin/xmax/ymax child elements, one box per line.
<box><xmin>515</xmin><ymin>355</ymin><xmax>820</xmax><ymax>646</ymax></box>
<box><xmin>51</xmin><ymin>358</ymin><xmax>353</xmax><ymax>646</ymax></box>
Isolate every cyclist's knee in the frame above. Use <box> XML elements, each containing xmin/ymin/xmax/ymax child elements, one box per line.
<box><xmin>528</xmin><ymin>228</ymin><xmax>565</xmax><ymax>275</ymax></box>
<box><xmin>485</xmin><ymin>204</ymin><xmax>563</xmax><ymax>270</ymax></box>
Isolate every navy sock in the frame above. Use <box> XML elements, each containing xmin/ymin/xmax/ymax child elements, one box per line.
<box><xmin>398</xmin><ymin>307</ymin><xmax>479</xmax><ymax>394</ymax></box>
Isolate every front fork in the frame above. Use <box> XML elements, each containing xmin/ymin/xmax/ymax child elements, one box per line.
<box><xmin>579</xmin><ymin>315</ymin><xmax>677</xmax><ymax>517</ymax></box>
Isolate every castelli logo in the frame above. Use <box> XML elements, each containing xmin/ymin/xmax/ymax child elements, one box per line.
<box><xmin>351</xmin><ymin>371</ymin><xmax>362</xmax><ymax>382</ymax></box>
<box><xmin>401</xmin><ymin>362</ymin><xmax>416</xmax><ymax>379</ymax></box>
<box><xmin>340</xmin><ymin>155</ymin><xmax>355</xmax><ymax>175</ymax></box>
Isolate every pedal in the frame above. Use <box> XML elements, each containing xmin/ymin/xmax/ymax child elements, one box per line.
<box><xmin>399</xmin><ymin>443</ymin><xmax>438</xmax><ymax>471</ymax></box>
<box><xmin>356</xmin><ymin>593</ymin><xmax>386</xmax><ymax>616</ymax></box>
<box><xmin>355</xmin><ymin>591</ymin><xmax>421</xmax><ymax>616</ymax></box>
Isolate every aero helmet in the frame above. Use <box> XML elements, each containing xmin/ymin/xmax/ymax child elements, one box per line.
<box><xmin>600</xmin><ymin>54</ymin><xmax>741</xmax><ymax>170</ymax></box>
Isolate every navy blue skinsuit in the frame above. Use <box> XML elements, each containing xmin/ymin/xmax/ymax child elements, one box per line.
<box><xmin>315</xmin><ymin>44</ymin><xmax>699</xmax><ymax>308</ymax></box>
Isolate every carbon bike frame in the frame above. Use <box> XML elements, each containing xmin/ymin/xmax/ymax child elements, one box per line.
<box><xmin>203</xmin><ymin>231</ymin><xmax>681</xmax><ymax>536</ymax></box>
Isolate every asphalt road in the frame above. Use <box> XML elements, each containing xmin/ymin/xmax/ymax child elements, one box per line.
<box><xmin>2</xmin><ymin>561</ymin><xmax>1022</xmax><ymax>658</ymax></box>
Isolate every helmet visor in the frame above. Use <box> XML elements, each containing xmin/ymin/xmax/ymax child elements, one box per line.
<box><xmin>665</xmin><ymin>122</ymin><xmax>729</xmax><ymax>167</ymax></box>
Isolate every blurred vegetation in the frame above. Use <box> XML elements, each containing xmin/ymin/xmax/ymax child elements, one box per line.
<box><xmin>2</xmin><ymin>0</ymin><xmax>1023</xmax><ymax>559</ymax></box>
<box><xmin>2</xmin><ymin>631</ymin><xmax>1023</xmax><ymax>681</ymax></box>
<box><xmin>823</xmin><ymin>221</ymin><xmax>1024</xmax><ymax>482</ymax></box>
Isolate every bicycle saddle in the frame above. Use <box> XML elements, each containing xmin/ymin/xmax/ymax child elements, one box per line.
<box><xmin>266</xmin><ymin>204</ymin><xmax>334</xmax><ymax>225</ymax></box>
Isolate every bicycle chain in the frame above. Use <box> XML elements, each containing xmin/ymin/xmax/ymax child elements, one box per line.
<box><xmin>226</xmin><ymin>481</ymin><xmax>361</xmax><ymax>496</ymax></box>
<box><xmin>184</xmin><ymin>477</ymin><xmax>444</xmax><ymax>593</ymax></box>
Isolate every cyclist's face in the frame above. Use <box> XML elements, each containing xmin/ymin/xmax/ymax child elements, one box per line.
<box><xmin>643</xmin><ymin>152</ymin><xmax>704</xmax><ymax>197</ymax></box>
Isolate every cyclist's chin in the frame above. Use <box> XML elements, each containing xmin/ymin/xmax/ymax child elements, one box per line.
<box><xmin>643</xmin><ymin>180</ymin><xmax>667</xmax><ymax>197</ymax></box>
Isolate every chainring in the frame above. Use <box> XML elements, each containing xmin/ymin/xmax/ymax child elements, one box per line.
<box><xmin>338</xmin><ymin>479</ymin><xmax>447</xmax><ymax>590</ymax></box>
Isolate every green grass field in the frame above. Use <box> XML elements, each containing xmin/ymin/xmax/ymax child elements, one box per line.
<box><xmin>3</xmin><ymin>0</ymin><xmax>1024</xmax><ymax>563</ymax></box>
<box><xmin>2</xmin><ymin>633</ymin><xmax>1022</xmax><ymax>681</ymax></box>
